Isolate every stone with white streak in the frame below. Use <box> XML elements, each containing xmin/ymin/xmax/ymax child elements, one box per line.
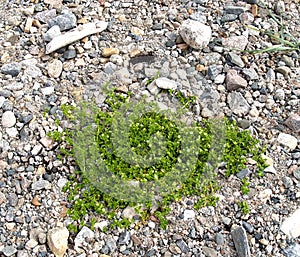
<box><xmin>179</xmin><ymin>19</ymin><xmax>211</xmax><ymax>50</ymax></box>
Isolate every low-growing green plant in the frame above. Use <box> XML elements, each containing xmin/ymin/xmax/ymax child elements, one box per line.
<box><xmin>238</xmin><ymin>201</ymin><xmax>250</xmax><ymax>214</ymax></box>
<box><xmin>241</xmin><ymin>178</ymin><xmax>250</xmax><ymax>195</ymax></box>
<box><xmin>54</xmin><ymin>88</ymin><xmax>267</xmax><ymax>232</ymax></box>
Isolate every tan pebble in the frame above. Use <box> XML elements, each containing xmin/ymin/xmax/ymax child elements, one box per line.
<box><xmin>102</xmin><ymin>48</ymin><xmax>120</xmax><ymax>57</ymax></box>
<box><xmin>76</xmin><ymin>46</ymin><xmax>85</xmax><ymax>54</ymax></box>
<box><xmin>24</xmin><ymin>17</ymin><xmax>33</xmax><ymax>33</ymax></box>
<box><xmin>32</xmin><ymin>195</ymin><xmax>42</xmax><ymax>206</ymax></box>
<box><xmin>32</xmin><ymin>19</ymin><xmax>41</xmax><ymax>28</ymax></box>
<box><xmin>77</xmin><ymin>17</ymin><xmax>88</xmax><ymax>24</ymax></box>
<box><xmin>130</xmin><ymin>26</ymin><xmax>144</xmax><ymax>36</ymax></box>
<box><xmin>129</xmin><ymin>49</ymin><xmax>141</xmax><ymax>58</ymax></box>
<box><xmin>48</xmin><ymin>59</ymin><xmax>63</xmax><ymax>78</ymax></box>
<box><xmin>75</xmin><ymin>58</ymin><xmax>85</xmax><ymax>66</ymax></box>
<box><xmin>251</xmin><ymin>4</ymin><xmax>258</xmax><ymax>17</ymax></box>
<box><xmin>118</xmin><ymin>14</ymin><xmax>126</xmax><ymax>22</ymax></box>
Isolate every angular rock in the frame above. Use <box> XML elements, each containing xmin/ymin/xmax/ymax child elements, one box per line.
<box><xmin>48</xmin><ymin>11</ymin><xmax>77</xmax><ymax>31</ymax></box>
<box><xmin>179</xmin><ymin>19</ymin><xmax>211</xmax><ymax>50</ymax></box>
<box><xmin>31</xmin><ymin>180</ymin><xmax>51</xmax><ymax>190</ymax></box>
<box><xmin>231</xmin><ymin>226</ymin><xmax>250</xmax><ymax>257</ymax></box>
<box><xmin>35</xmin><ymin>9</ymin><xmax>57</xmax><ymax>24</ymax></box>
<box><xmin>242</xmin><ymin>68</ymin><xmax>259</xmax><ymax>80</ymax></box>
<box><xmin>155</xmin><ymin>77</ymin><xmax>177</xmax><ymax>90</ymax></box>
<box><xmin>224</xmin><ymin>6</ymin><xmax>246</xmax><ymax>15</ymax></box>
<box><xmin>183</xmin><ymin>209</ymin><xmax>195</xmax><ymax>220</ymax></box>
<box><xmin>1</xmin><ymin>62</ymin><xmax>22</xmax><ymax>77</ymax></box>
<box><xmin>207</xmin><ymin>65</ymin><xmax>223</xmax><ymax>80</ymax></box>
<box><xmin>222</xmin><ymin>35</ymin><xmax>248</xmax><ymax>51</ymax></box>
<box><xmin>293</xmin><ymin>168</ymin><xmax>300</xmax><ymax>180</ymax></box>
<box><xmin>285</xmin><ymin>114</ymin><xmax>300</xmax><ymax>133</ymax></box>
<box><xmin>63</xmin><ymin>49</ymin><xmax>76</xmax><ymax>59</ymax></box>
<box><xmin>2</xmin><ymin>246</ymin><xmax>18</xmax><ymax>257</ymax></box>
<box><xmin>47</xmin><ymin>59</ymin><xmax>63</xmax><ymax>78</ymax></box>
<box><xmin>227</xmin><ymin>92</ymin><xmax>250</xmax><ymax>115</ymax></box>
<box><xmin>118</xmin><ymin>230</ymin><xmax>130</xmax><ymax>245</ymax></box>
<box><xmin>226</xmin><ymin>69</ymin><xmax>247</xmax><ymax>91</ymax></box>
<box><xmin>282</xmin><ymin>244</ymin><xmax>300</xmax><ymax>257</ymax></box>
<box><xmin>2</xmin><ymin>111</ymin><xmax>16</xmax><ymax>128</ymax></box>
<box><xmin>47</xmin><ymin>227</ymin><xmax>69</xmax><ymax>257</ymax></box>
<box><xmin>176</xmin><ymin>239</ymin><xmax>189</xmax><ymax>253</ymax></box>
<box><xmin>281</xmin><ymin>208</ymin><xmax>300</xmax><ymax>238</ymax></box>
<box><xmin>74</xmin><ymin>226</ymin><xmax>94</xmax><ymax>249</ymax></box>
<box><xmin>277</xmin><ymin>133</ymin><xmax>298</xmax><ymax>151</ymax></box>
<box><xmin>202</xmin><ymin>246</ymin><xmax>218</xmax><ymax>257</ymax></box>
<box><xmin>228</xmin><ymin>52</ymin><xmax>245</xmax><ymax>68</ymax></box>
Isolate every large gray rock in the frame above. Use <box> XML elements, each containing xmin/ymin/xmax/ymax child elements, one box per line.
<box><xmin>277</xmin><ymin>133</ymin><xmax>298</xmax><ymax>151</ymax></box>
<box><xmin>48</xmin><ymin>11</ymin><xmax>77</xmax><ymax>31</ymax></box>
<box><xmin>231</xmin><ymin>226</ymin><xmax>250</xmax><ymax>257</ymax></box>
<box><xmin>281</xmin><ymin>208</ymin><xmax>300</xmax><ymax>238</ymax></box>
<box><xmin>179</xmin><ymin>19</ymin><xmax>211</xmax><ymax>50</ymax></box>
<box><xmin>47</xmin><ymin>227</ymin><xmax>69</xmax><ymax>257</ymax></box>
<box><xmin>227</xmin><ymin>92</ymin><xmax>250</xmax><ymax>115</ymax></box>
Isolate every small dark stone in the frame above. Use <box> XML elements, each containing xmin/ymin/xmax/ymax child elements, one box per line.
<box><xmin>1</xmin><ymin>62</ymin><xmax>22</xmax><ymax>77</ymax></box>
<box><xmin>237</xmin><ymin>119</ymin><xmax>251</xmax><ymax>129</ymax></box>
<box><xmin>207</xmin><ymin>65</ymin><xmax>223</xmax><ymax>80</ymax></box>
<box><xmin>63</xmin><ymin>49</ymin><xmax>77</xmax><ymax>59</ymax></box>
<box><xmin>152</xmin><ymin>23</ymin><xmax>163</xmax><ymax>30</ymax></box>
<box><xmin>2</xmin><ymin>100</ymin><xmax>13</xmax><ymax>111</ymax></box>
<box><xmin>48</xmin><ymin>11</ymin><xmax>77</xmax><ymax>31</ymax></box>
<box><xmin>176</xmin><ymin>239</ymin><xmax>189</xmax><ymax>253</ymax></box>
<box><xmin>215</xmin><ymin>233</ymin><xmax>225</xmax><ymax>245</ymax></box>
<box><xmin>231</xmin><ymin>226</ymin><xmax>250</xmax><ymax>257</ymax></box>
<box><xmin>47</xmin><ymin>94</ymin><xmax>58</xmax><ymax>103</ymax></box>
<box><xmin>21</xmin><ymin>114</ymin><xmax>33</xmax><ymax>124</ymax></box>
<box><xmin>236</xmin><ymin>168</ymin><xmax>250</xmax><ymax>179</ymax></box>
<box><xmin>242</xmin><ymin>221</ymin><xmax>254</xmax><ymax>234</ymax></box>
<box><xmin>166</xmin><ymin>40</ymin><xmax>176</xmax><ymax>47</ymax></box>
<box><xmin>118</xmin><ymin>231</ymin><xmax>130</xmax><ymax>245</ymax></box>
<box><xmin>254</xmin><ymin>233</ymin><xmax>262</xmax><ymax>240</ymax></box>
<box><xmin>146</xmin><ymin>249</ymin><xmax>156</xmax><ymax>256</ymax></box>
<box><xmin>7</xmin><ymin>193</ymin><xmax>18</xmax><ymax>207</ymax></box>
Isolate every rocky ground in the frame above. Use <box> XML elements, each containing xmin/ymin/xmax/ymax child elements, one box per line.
<box><xmin>0</xmin><ymin>0</ymin><xmax>300</xmax><ymax>256</ymax></box>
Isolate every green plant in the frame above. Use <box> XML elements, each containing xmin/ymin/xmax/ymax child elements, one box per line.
<box><xmin>245</xmin><ymin>2</ymin><xmax>300</xmax><ymax>54</ymax></box>
<box><xmin>146</xmin><ymin>71</ymin><xmax>160</xmax><ymax>85</ymax></box>
<box><xmin>238</xmin><ymin>201</ymin><xmax>250</xmax><ymax>214</ymax></box>
<box><xmin>241</xmin><ymin>178</ymin><xmax>250</xmax><ymax>195</ymax></box>
<box><xmin>56</xmin><ymin>88</ymin><xmax>267</xmax><ymax>232</ymax></box>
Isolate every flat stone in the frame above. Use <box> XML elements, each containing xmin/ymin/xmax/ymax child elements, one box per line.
<box><xmin>155</xmin><ymin>77</ymin><xmax>177</xmax><ymax>90</ymax></box>
<box><xmin>2</xmin><ymin>246</ymin><xmax>18</xmax><ymax>257</ymax></box>
<box><xmin>7</xmin><ymin>193</ymin><xmax>18</xmax><ymax>207</ymax></box>
<box><xmin>282</xmin><ymin>244</ymin><xmax>300</xmax><ymax>257</ymax></box>
<box><xmin>242</xmin><ymin>68</ymin><xmax>259</xmax><ymax>80</ymax></box>
<box><xmin>74</xmin><ymin>226</ymin><xmax>94</xmax><ymax>249</ymax></box>
<box><xmin>183</xmin><ymin>209</ymin><xmax>195</xmax><ymax>220</ymax></box>
<box><xmin>283</xmin><ymin>176</ymin><xmax>293</xmax><ymax>188</ymax></box>
<box><xmin>276</xmin><ymin>66</ymin><xmax>291</xmax><ymax>77</ymax></box>
<box><xmin>118</xmin><ymin>230</ymin><xmax>130</xmax><ymax>245</ymax></box>
<box><xmin>221</xmin><ymin>14</ymin><xmax>238</xmax><ymax>22</ymax></box>
<box><xmin>222</xmin><ymin>35</ymin><xmax>248</xmax><ymax>51</ymax></box>
<box><xmin>176</xmin><ymin>239</ymin><xmax>189</xmax><ymax>253</ymax></box>
<box><xmin>224</xmin><ymin>6</ymin><xmax>246</xmax><ymax>15</ymax></box>
<box><xmin>31</xmin><ymin>180</ymin><xmax>51</xmax><ymax>190</ymax></box>
<box><xmin>227</xmin><ymin>92</ymin><xmax>250</xmax><ymax>115</ymax></box>
<box><xmin>202</xmin><ymin>246</ymin><xmax>218</xmax><ymax>257</ymax></box>
<box><xmin>179</xmin><ymin>19</ymin><xmax>211</xmax><ymax>50</ymax></box>
<box><xmin>207</xmin><ymin>65</ymin><xmax>223</xmax><ymax>80</ymax></box>
<box><xmin>47</xmin><ymin>227</ymin><xmax>69</xmax><ymax>257</ymax></box>
<box><xmin>281</xmin><ymin>209</ymin><xmax>300</xmax><ymax>238</ymax></box>
<box><xmin>1</xmin><ymin>62</ymin><xmax>22</xmax><ymax>77</ymax></box>
<box><xmin>35</xmin><ymin>9</ymin><xmax>57</xmax><ymax>23</ymax></box>
<box><xmin>236</xmin><ymin>168</ymin><xmax>250</xmax><ymax>179</ymax></box>
<box><xmin>285</xmin><ymin>114</ymin><xmax>300</xmax><ymax>133</ymax></box>
<box><xmin>47</xmin><ymin>59</ymin><xmax>63</xmax><ymax>78</ymax></box>
<box><xmin>48</xmin><ymin>11</ymin><xmax>77</xmax><ymax>32</ymax></box>
<box><xmin>226</xmin><ymin>69</ymin><xmax>247</xmax><ymax>91</ymax></box>
<box><xmin>277</xmin><ymin>133</ymin><xmax>298</xmax><ymax>151</ymax></box>
<box><xmin>228</xmin><ymin>52</ymin><xmax>245</xmax><ymax>67</ymax></box>
<box><xmin>215</xmin><ymin>233</ymin><xmax>225</xmax><ymax>245</ymax></box>
<box><xmin>2</xmin><ymin>111</ymin><xmax>16</xmax><ymax>128</ymax></box>
<box><xmin>122</xmin><ymin>206</ymin><xmax>138</xmax><ymax>219</ymax></box>
<box><xmin>231</xmin><ymin>226</ymin><xmax>250</xmax><ymax>257</ymax></box>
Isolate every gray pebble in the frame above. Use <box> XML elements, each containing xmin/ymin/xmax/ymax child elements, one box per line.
<box><xmin>1</xmin><ymin>62</ymin><xmax>21</xmax><ymax>77</ymax></box>
<box><xmin>2</xmin><ymin>246</ymin><xmax>18</xmax><ymax>257</ymax></box>
<box><xmin>282</xmin><ymin>176</ymin><xmax>293</xmax><ymax>188</ymax></box>
<box><xmin>215</xmin><ymin>233</ymin><xmax>224</xmax><ymax>245</ymax></box>
<box><xmin>176</xmin><ymin>239</ymin><xmax>189</xmax><ymax>253</ymax></box>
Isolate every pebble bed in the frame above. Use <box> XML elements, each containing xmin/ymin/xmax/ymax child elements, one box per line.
<box><xmin>0</xmin><ymin>0</ymin><xmax>299</xmax><ymax>256</ymax></box>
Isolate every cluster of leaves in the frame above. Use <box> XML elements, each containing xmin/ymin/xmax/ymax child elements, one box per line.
<box><xmin>50</xmin><ymin>89</ymin><xmax>267</xmax><ymax>232</ymax></box>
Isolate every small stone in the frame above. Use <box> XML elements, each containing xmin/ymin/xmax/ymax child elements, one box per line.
<box><xmin>242</xmin><ymin>221</ymin><xmax>254</xmax><ymax>234</ymax></box>
<box><xmin>274</xmin><ymin>89</ymin><xmax>285</xmax><ymax>100</ymax></box>
<box><xmin>44</xmin><ymin>25</ymin><xmax>61</xmax><ymax>42</ymax></box>
<box><xmin>25</xmin><ymin>239</ymin><xmax>38</xmax><ymax>249</ymax></box>
<box><xmin>224</xmin><ymin>6</ymin><xmax>246</xmax><ymax>15</ymax></box>
<box><xmin>74</xmin><ymin>226</ymin><xmax>94</xmax><ymax>249</ymax></box>
<box><xmin>227</xmin><ymin>92</ymin><xmax>250</xmax><ymax>115</ymax></box>
<box><xmin>277</xmin><ymin>133</ymin><xmax>298</xmax><ymax>151</ymax></box>
<box><xmin>239</xmin><ymin>12</ymin><xmax>254</xmax><ymax>24</ymax></box>
<box><xmin>221</xmin><ymin>14</ymin><xmax>238</xmax><ymax>22</ymax></box>
<box><xmin>276</xmin><ymin>66</ymin><xmax>291</xmax><ymax>77</ymax></box>
<box><xmin>236</xmin><ymin>168</ymin><xmax>250</xmax><ymax>179</ymax></box>
<box><xmin>2</xmin><ymin>246</ymin><xmax>18</xmax><ymax>257</ymax></box>
<box><xmin>7</xmin><ymin>193</ymin><xmax>18</xmax><ymax>207</ymax></box>
<box><xmin>281</xmin><ymin>209</ymin><xmax>300</xmax><ymax>239</ymax></box>
<box><xmin>237</xmin><ymin>119</ymin><xmax>251</xmax><ymax>129</ymax></box>
<box><xmin>48</xmin><ymin>59</ymin><xmax>63</xmax><ymax>78</ymax></box>
<box><xmin>47</xmin><ymin>227</ymin><xmax>69</xmax><ymax>257</ymax></box>
<box><xmin>183</xmin><ymin>210</ymin><xmax>195</xmax><ymax>220</ymax></box>
<box><xmin>31</xmin><ymin>180</ymin><xmax>51</xmax><ymax>190</ymax></box>
<box><xmin>35</xmin><ymin>9</ymin><xmax>57</xmax><ymax>24</ymax></box>
<box><xmin>32</xmin><ymin>195</ymin><xmax>42</xmax><ymax>206</ymax></box>
<box><xmin>179</xmin><ymin>19</ymin><xmax>211</xmax><ymax>50</ymax></box>
<box><xmin>293</xmin><ymin>168</ymin><xmax>300</xmax><ymax>180</ymax></box>
<box><xmin>226</xmin><ymin>69</ymin><xmax>247</xmax><ymax>91</ymax></box>
<box><xmin>130</xmin><ymin>26</ymin><xmax>144</xmax><ymax>36</ymax></box>
<box><xmin>215</xmin><ymin>233</ymin><xmax>224</xmax><ymax>245</ymax></box>
<box><xmin>110</xmin><ymin>54</ymin><xmax>123</xmax><ymax>65</ymax></box>
<box><xmin>1</xmin><ymin>62</ymin><xmax>22</xmax><ymax>77</ymax></box>
<box><xmin>24</xmin><ymin>17</ymin><xmax>34</xmax><ymax>33</ymax></box>
<box><xmin>2</xmin><ymin>111</ymin><xmax>16</xmax><ymax>128</ymax></box>
<box><xmin>282</xmin><ymin>176</ymin><xmax>293</xmax><ymax>188</ymax></box>
<box><xmin>94</xmin><ymin>221</ymin><xmax>108</xmax><ymax>231</ymax></box>
<box><xmin>202</xmin><ymin>247</ymin><xmax>218</xmax><ymax>257</ymax></box>
<box><xmin>231</xmin><ymin>226</ymin><xmax>250</xmax><ymax>257</ymax></box>
<box><xmin>242</xmin><ymin>68</ymin><xmax>259</xmax><ymax>80</ymax></box>
<box><xmin>63</xmin><ymin>49</ymin><xmax>76</xmax><ymax>59</ymax></box>
<box><xmin>259</xmin><ymin>238</ymin><xmax>269</xmax><ymax>246</ymax></box>
<box><xmin>102</xmin><ymin>48</ymin><xmax>120</xmax><ymax>57</ymax></box>
<box><xmin>122</xmin><ymin>206</ymin><xmax>138</xmax><ymax>219</ymax></box>
<box><xmin>207</xmin><ymin>65</ymin><xmax>223</xmax><ymax>80</ymax></box>
<box><xmin>118</xmin><ymin>231</ymin><xmax>130</xmax><ymax>245</ymax></box>
<box><xmin>176</xmin><ymin>239</ymin><xmax>189</xmax><ymax>253</ymax></box>
<box><xmin>282</xmin><ymin>244</ymin><xmax>300</xmax><ymax>257</ymax></box>
<box><xmin>155</xmin><ymin>77</ymin><xmax>177</xmax><ymax>90</ymax></box>
<box><xmin>31</xmin><ymin>144</ymin><xmax>42</xmax><ymax>156</ymax></box>
<box><xmin>104</xmin><ymin>62</ymin><xmax>117</xmax><ymax>74</ymax></box>
<box><xmin>285</xmin><ymin>114</ymin><xmax>300</xmax><ymax>133</ymax></box>
<box><xmin>222</xmin><ymin>35</ymin><xmax>248</xmax><ymax>51</ymax></box>
<box><xmin>275</xmin><ymin>0</ymin><xmax>285</xmax><ymax>14</ymax></box>
<box><xmin>228</xmin><ymin>52</ymin><xmax>245</xmax><ymax>68</ymax></box>
<box><xmin>0</xmin><ymin>192</ymin><xmax>7</xmax><ymax>205</ymax></box>
<box><xmin>48</xmin><ymin>11</ymin><xmax>77</xmax><ymax>32</ymax></box>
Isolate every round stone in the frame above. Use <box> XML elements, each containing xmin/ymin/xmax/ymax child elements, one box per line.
<box><xmin>2</xmin><ymin>111</ymin><xmax>16</xmax><ymax>128</ymax></box>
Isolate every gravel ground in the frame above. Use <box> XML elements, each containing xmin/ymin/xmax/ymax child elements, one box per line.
<box><xmin>0</xmin><ymin>0</ymin><xmax>299</xmax><ymax>256</ymax></box>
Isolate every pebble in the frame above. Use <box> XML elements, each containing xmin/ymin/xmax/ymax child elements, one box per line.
<box><xmin>47</xmin><ymin>227</ymin><xmax>69</xmax><ymax>257</ymax></box>
<box><xmin>222</xmin><ymin>36</ymin><xmax>248</xmax><ymax>51</ymax></box>
<box><xmin>242</xmin><ymin>221</ymin><xmax>254</xmax><ymax>234</ymax></box>
<box><xmin>285</xmin><ymin>114</ymin><xmax>300</xmax><ymax>133</ymax></box>
<box><xmin>155</xmin><ymin>77</ymin><xmax>177</xmax><ymax>90</ymax></box>
<box><xmin>102</xmin><ymin>48</ymin><xmax>120</xmax><ymax>57</ymax></box>
<box><xmin>231</xmin><ymin>226</ymin><xmax>251</xmax><ymax>257</ymax></box>
<box><xmin>1</xmin><ymin>62</ymin><xmax>22</xmax><ymax>77</ymax></box>
<box><xmin>281</xmin><ymin>208</ymin><xmax>300</xmax><ymax>238</ymax></box>
<box><xmin>48</xmin><ymin>11</ymin><xmax>77</xmax><ymax>31</ymax></box>
<box><xmin>202</xmin><ymin>246</ymin><xmax>218</xmax><ymax>257</ymax></box>
<box><xmin>226</xmin><ymin>69</ymin><xmax>247</xmax><ymax>91</ymax></box>
<box><xmin>47</xmin><ymin>59</ymin><xmax>63</xmax><ymax>78</ymax></box>
<box><xmin>118</xmin><ymin>231</ymin><xmax>130</xmax><ymax>245</ymax></box>
<box><xmin>277</xmin><ymin>133</ymin><xmax>298</xmax><ymax>151</ymax></box>
<box><xmin>215</xmin><ymin>233</ymin><xmax>225</xmax><ymax>245</ymax></box>
<box><xmin>179</xmin><ymin>19</ymin><xmax>212</xmax><ymax>50</ymax></box>
<box><xmin>175</xmin><ymin>239</ymin><xmax>189</xmax><ymax>253</ymax></box>
<box><xmin>183</xmin><ymin>209</ymin><xmax>195</xmax><ymax>220</ymax></box>
<box><xmin>31</xmin><ymin>180</ymin><xmax>51</xmax><ymax>190</ymax></box>
<box><xmin>276</xmin><ymin>66</ymin><xmax>291</xmax><ymax>77</ymax></box>
<box><xmin>2</xmin><ymin>246</ymin><xmax>18</xmax><ymax>257</ymax></box>
<box><xmin>2</xmin><ymin>111</ymin><xmax>17</xmax><ymax>128</ymax></box>
<box><xmin>293</xmin><ymin>168</ymin><xmax>300</xmax><ymax>180</ymax></box>
<box><xmin>74</xmin><ymin>226</ymin><xmax>94</xmax><ymax>249</ymax></box>
<box><xmin>44</xmin><ymin>25</ymin><xmax>61</xmax><ymax>42</ymax></box>
<box><xmin>282</xmin><ymin>244</ymin><xmax>300</xmax><ymax>257</ymax></box>
<box><xmin>228</xmin><ymin>52</ymin><xmax>245</xmax><ymax>68</ymax></box>
<box><xmin>227</xmin><ymin>92</ymin><xmax>250</xmax><ymax>115</ymax></box>
<box><xmin>282</xmin><ymin>176</ymin><xmax>293</xmax><ymax>188</ymax></box>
